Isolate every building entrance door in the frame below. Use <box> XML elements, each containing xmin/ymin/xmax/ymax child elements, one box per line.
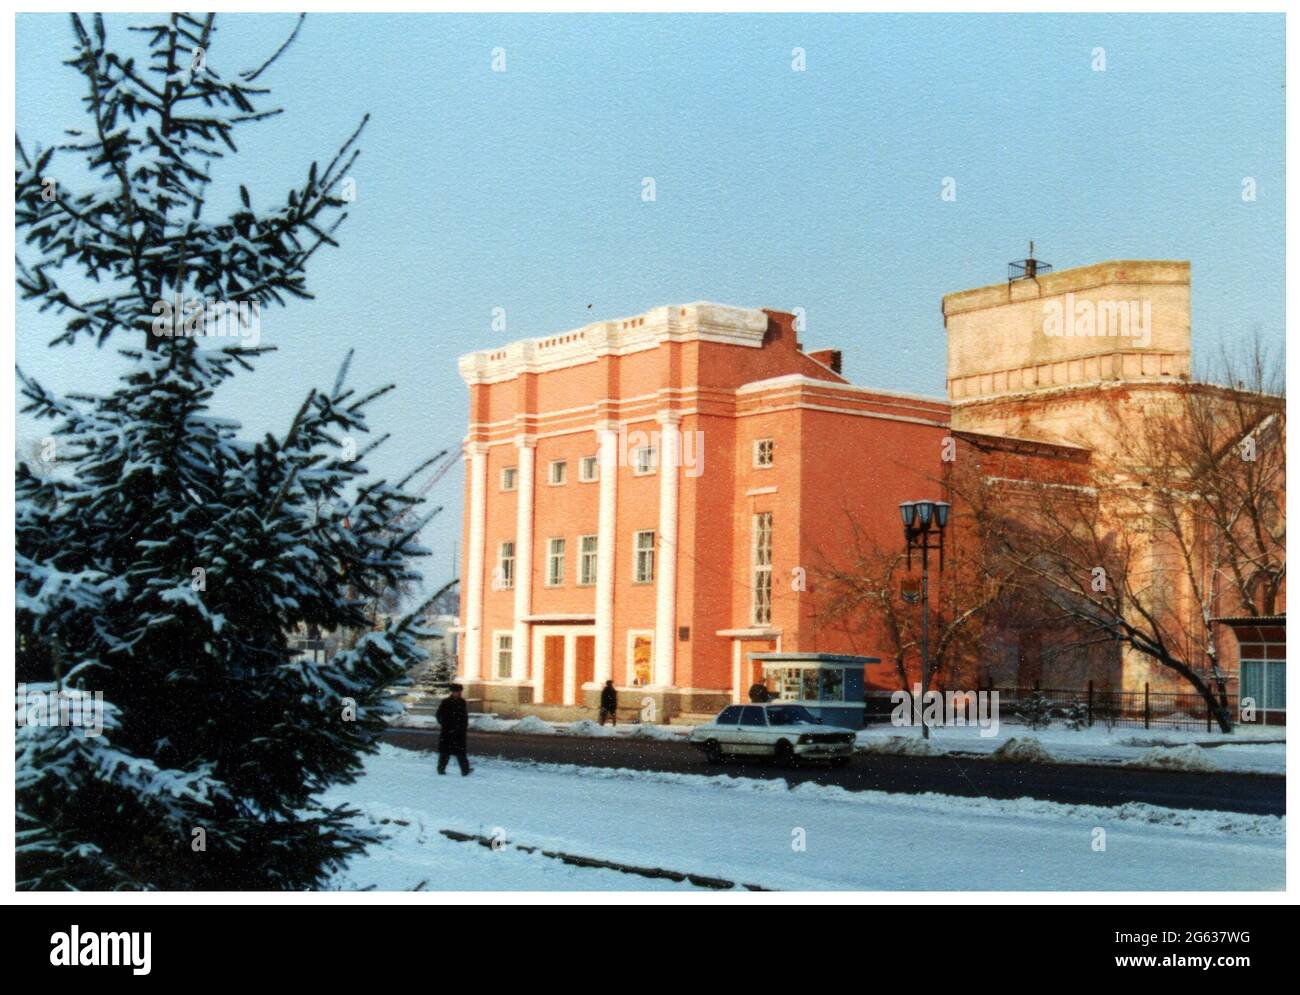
<box><xmin>575</xmin><ymin>636</ymin><xmax>595</xmax><ymax>696</ymax></box>
<box><xmin>542</xmin><ymin>635</ymin><xmax>565</xmax><ymax>704</ymax></box>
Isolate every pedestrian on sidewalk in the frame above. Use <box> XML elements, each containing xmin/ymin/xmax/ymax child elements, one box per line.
<box><xmin>599</xmin><ymin>679</ymin><xmax>619</xmax><ymax>726</ymax></box>
<box><xmin>436</xmin><ymin>683</ymin><xmax>472</xmax><ymax>776</ymax></box>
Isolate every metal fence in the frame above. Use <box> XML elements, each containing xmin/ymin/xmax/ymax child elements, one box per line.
<box><xmin>993</xmin><ymin>684</ymin><xmax>1238</xmax><ymax>732</ymax></box>
<box><xmin>865</xmin><ymin>683</ymin><xmax>1241</xmax><ymax>732</ymax></box>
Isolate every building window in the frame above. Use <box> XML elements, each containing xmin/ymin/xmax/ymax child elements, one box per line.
<box><xmin>579</xmin><ymin>534</ymin><xmax>598</xmax><ymax>586</ymax></box>
<box><xmin>1241</xmin><ymin>659</ymin><xmax>1285</xmax><ymax>718</ymax></box>
<box><xmin>579</xmin><ymin>455</ymin><xmax>599</xmax><ymax>482</ymax></box>
<box><xmin>548</xmin><ymin>460</ymin><xmax>567</xmax><ymax>485</ymax></box>
<box><xmin>752</xmin><ymin>511</ymin><xmax>772</xmax><ymax>625</ymax></box>
<box><xmin>754</xmin><ymin>438</ymin><xmax>775</xmax><ymax>468</ymax></box>
<box><xmin>546</xmin><ymin>537</ymin><xmax>566</xmax><ymax>586</ymax></box>
<box><xmin>633</xmin><ymin>446</ymin><xmax>657</xmax><ymax>476</ymax></box>
<box><xmin>628</xmin><ymin>631</ymin><xmax>654</xmax><ymax>687</ymax></box>
<box><xmin>494</xmin><ymin>632</ymin><xmax>513</xmax><ymax>679</ymax></box>
<box><xmin>501</xmin><ymin>466</ymin><xmax>518</xmax><ymax>491</ymax></box>
<box><xmin>498</xmin><ymin>540</ymin><xmax>515</xmax><ymax>591</ymax></box>
<box><xmin>634</xmin><ymin>530</ymin><xmax>655</xmax><ymax>583</ymax></box>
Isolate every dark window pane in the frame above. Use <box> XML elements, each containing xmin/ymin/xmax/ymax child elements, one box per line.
<box><xmin>767</xmin><ymin>705</ymin><xmax>817</xmax><ymax>726</ymax></box>
<box><xmin>716</xmin><ymin>706</ymin><xmax>743</xmax><ymax>726</ymax></box>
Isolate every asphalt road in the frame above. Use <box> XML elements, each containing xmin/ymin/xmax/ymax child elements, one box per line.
<box><xmin>383</xmin><ymin>728</ymin><xmax>1285</xmax><ymax>816</ymax></box>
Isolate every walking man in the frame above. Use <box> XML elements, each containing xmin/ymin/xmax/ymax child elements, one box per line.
<box><xmin>598</xmin><ymin>679</ymin><xmax>618</xmax><ymax>726</ymax></box>
<box><xmin>436</xmin><ymin>683</ymin><xmax>471</xmax><ymax>776</ymax></box>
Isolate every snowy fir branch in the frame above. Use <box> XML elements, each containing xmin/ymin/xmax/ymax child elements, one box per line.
<box><xmin>15</xmin><ymin>13</ymin><xmax>435</xmax><ymax>890</ymax></box>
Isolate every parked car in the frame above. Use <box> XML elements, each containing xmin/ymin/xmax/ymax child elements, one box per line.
<box><xmin>689</xmin><ymin>703</ymin><xmax>855</xmax><ymax>766</ymax></box>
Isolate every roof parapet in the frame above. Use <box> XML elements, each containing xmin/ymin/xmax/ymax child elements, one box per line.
<box><xmin>458</xmin><ymin>302</ymin><xmax>769</xmax><ymax>385</ymax></box>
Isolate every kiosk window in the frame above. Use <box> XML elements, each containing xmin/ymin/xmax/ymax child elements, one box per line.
<box><xmin>821</xmin><ymin>668</ymin><xmax>845</xmax><ymax>702</ymax></box>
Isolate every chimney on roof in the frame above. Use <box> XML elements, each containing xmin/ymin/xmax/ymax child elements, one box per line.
<box><xmin>809</xmin><ymin>348</ymin><xmax>842</xmax><ymax>375</ymax></box>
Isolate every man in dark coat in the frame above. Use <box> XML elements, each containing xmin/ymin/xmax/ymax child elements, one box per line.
<box><xmin>748</xmin><ymin>680</ymin><xmax>771</xmax><ymax>703</ymax></box>
<box><xmin>436</xmin><ymin>683</ymin><xmax>471</xmax><ymax>776</ymax></box>
<box><xmin>598</xmin><ymin>680</ymin><xmax>618</xmax><ymax>726</ymax></box>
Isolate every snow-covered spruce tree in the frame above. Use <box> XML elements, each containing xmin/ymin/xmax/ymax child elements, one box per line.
<box><xmin>15</xmin><ymin>13</ymin><xmax>433</xmax><ymax>889</ymax></box>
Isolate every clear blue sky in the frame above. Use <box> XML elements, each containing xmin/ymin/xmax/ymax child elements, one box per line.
<box><xmin>15</xmin><ymin>13</ymin><xmax>1286</xmax><ymax>595</ymax></box>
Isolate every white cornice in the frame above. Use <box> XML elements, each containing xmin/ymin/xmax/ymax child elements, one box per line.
<box><xmin>458</xmin><ymin>302</ymin><xmax>769</xmax><ymax>385</ymax></box>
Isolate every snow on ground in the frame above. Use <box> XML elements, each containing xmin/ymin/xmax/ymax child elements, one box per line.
<box><xmin>393</xmin><ymin>708</ymin><xmax>1283</xmax><ymax>774</ymax></box>
<box><xmin>855</xmin><ymin>722</ymin><xmax>1285</xmax><ymax>775</ymax></box>
<box><xmin>1124</xmin><ymin>744</ymin><xmax>1221</xmax><ymax>772</ymax></box>
<box><xmin>857</xmin><ymin>734</ymin><xmax>947</xmax><ymax>757</ymax></box>
<box><xmin>989</xmin><ymin>736</ymin><xmax>1059</xmax><ymax>764</ymax></box>
<box><xmin>395</xmin><ymin>710</ymin><xmax>693</xmax><ymax>739</ymax></box>
<box><xmin>324</xmin><ymin>744</ymin><xmax>1284</xmax><ymax>891</ymax></box>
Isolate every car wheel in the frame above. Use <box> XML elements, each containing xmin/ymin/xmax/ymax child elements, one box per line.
<box><xmin>774</xmin><ymin>740</ymin><xmax>795</xmax><ymax>766</ymax></box>
<box><xmin>704</xmin><ymin>739</ymin><xmax>723</xmax><ymax>764</ymax></box>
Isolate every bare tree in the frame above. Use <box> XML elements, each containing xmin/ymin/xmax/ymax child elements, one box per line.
<box><xmin>816</xmin><ymin>464</ymin><xmax>1013</xmax><ymax>695</ymax></box>
<box><xmin>989</xmin><ymin>344</ymin><xmax>1283</xmax><ymax>732</ymax></box>
<box><xmin>815</xmin><ymin>523</ymin><xmax>916</xmax><ymax>690</ymax></box>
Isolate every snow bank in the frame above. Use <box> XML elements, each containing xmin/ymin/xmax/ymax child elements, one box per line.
<box><xmin>989</xmin><ymin>736</ymin><xmax>1056</xmax><ymax>764</ymax></box>
<box><xmin>462</xmin><ymin>712</ymin><xmax>692</xmax><ymax>740</ymax></box>
<box><xmin>510</xmin><ymin>715</ymin><xmax>558</xmax><ymax>735</ymax></box>
<box><xmin>1124</xmin><ymin>744</ymin><xmax>1219</xmax><ymax>772</ymax></box>
<box><xmin>391</xmin><ymin>713</ymin><xmax>439</xmax><ymax>730</ymax></box>
<box><xmin>562</xmin><ymin>719</ymin><xmax>618</xmax><ymax>738</ymax></box>
<box><xmin>630</xmin><ymin>723</ymin><xmax>692</xmax><ymax>740</ymax></box>
<box><xmin>857</xmin><ymin>735</ymin><xmax>947</xmax><ymax>757</ymax></box>
<box><xmin>467</xmin><ymin>715</ymin><xmax>520</xmax><ymax>733</ymax></box>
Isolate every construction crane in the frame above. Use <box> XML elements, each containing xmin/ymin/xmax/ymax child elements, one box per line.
<box><xmin>388</xmin><ymin>447</ymin><xmax>461</xmax><ymax>532</ymax></box>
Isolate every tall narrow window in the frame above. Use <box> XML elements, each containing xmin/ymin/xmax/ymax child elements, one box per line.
<box><xmin>579</xmin><ymin>455</ymin><xmax>599</xmax><ymax>482</ymax></box>
<box><xmin>634</xmin><ymin>530</ymin><xmax>656</xmax><ymax>583</ymax></box>
<box><xmin>579</xmin><ymin>534</ymin><xmax>598</xmax><ymax>586</ymax></box>
<box><xmin>547</xmin><ymin>537</ymin><xmax>566</xmax><ymax>586</ymax></box>
<box><xmin>752</xmin><ymin>512</ymin><xmax>773</xmax><ymax>625</ymax></box>
<box><xmin>501</xmin><ymin>466</ymin><xmax>518</xmax><ymax>491</ymax></box>
<box><xmin>498</xmin><ymin>540</ymin><xmax>515</xmax><ymax>591</ymax></box>
<box><xmin>548</xmin><ymin>460</ymin><xmax>567</xmax><ymax>485</ymax></box>
<box><xmin>495</xmin><ymin>632</ymin><xmax>513</xmax><ymax>679</ymax></box>
<box><xmin>754</xmin><ymin>438</ymin><xmax>775</xmax><ymax>468</ymax></box>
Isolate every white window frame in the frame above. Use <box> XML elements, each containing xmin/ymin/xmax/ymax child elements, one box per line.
<box><xmin>1241</xmin><ymin>659</ymin><xmax>1285</xmax><ymax>719</ymax></box>
<box><xmin>578</xmin><ymin>534</ymin><xmax>598</xmax><ymax>586</ymax></box>
<box><xmin>633</xmin><ymin>529</ymin><xmax>656</xmax><ymax>584</ymax></box>
<box><xmin>499</xmin><ymin>540</ymin><xmax>515</xmax><ymax>591</ymax></box>
<box><xmin>501</xmin><ymin>466</ymin><xmax>518</xmax><ymax>491</ymax></box>
<box><xmin>579</xmin><ymin>455</ymin><xmax>599</xmax><ymax>483</ymax></box>
<box><xmin>546</xmin><ymin>537</ymin><xmax>566</xmax><ymax>587</ymax></box>
<box><xmin>751</xmin><ymin>511</ymin><xmax>773</xmax><ymax>625</ymax></box>
<box><xmin>753</xmin><ymin>438</ymin><xmax>775</xmax><ymax>468</ymax></box>
<box><xmin>494</xmin><ymin>630</ymin><xmax>514</xmax><ymax>680</ymax></box>
<box><xmin>548</xmin><ymin>460</ymin><xmax>567</xmax><ymax>486</ymax></box>
<box><xmin>633</xmin><ymin>446</ymin><xmax>658</xmax><ymax>476</ymax></box>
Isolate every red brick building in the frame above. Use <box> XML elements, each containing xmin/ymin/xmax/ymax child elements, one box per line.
<box><xmin>455</xmin><ymin>299</ymin><xmax>1083</xmax><ymax>720</ymax></box>
<box><xmin>454</xmin><ymin>259</ymin><xmax>1281</xmax><ymax>722</ymax></box>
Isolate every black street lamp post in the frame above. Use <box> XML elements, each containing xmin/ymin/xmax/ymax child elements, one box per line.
<box><xmin>900</xmin><ymin>500</ymin><xmax>951</xmax><ymax>739</ymax></box>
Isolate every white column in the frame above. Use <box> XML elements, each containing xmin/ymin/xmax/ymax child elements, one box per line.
<box><xmin>462</xmin><ymin>442</ymin><xmax>488</xmax><ymax>681</ymax></box>
<box><xmin>594</xmin><ymin>422</ymin><xmax>619</xmax><ymax>684</ymax></box>
<box><xmin>653</xmin><ymin>412</ymin><xmax>680</xmax><ymax>688</ymax></box>
<box><xmin>512</xmin><ymin>438</ymin><xmax>535</xmax><ymax>683</ymax></box>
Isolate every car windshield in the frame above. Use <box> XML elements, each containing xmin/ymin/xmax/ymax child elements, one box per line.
<box><xmin>766</xmin><ymin>705</ymin><xmax>819</xmax><ymax>726</ymax></box>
